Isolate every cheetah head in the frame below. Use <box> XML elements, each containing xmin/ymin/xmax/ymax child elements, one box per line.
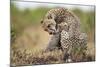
<box><xmin>41</xmin><ymin>18</ymin><xmax>57</xmax><ymax>35</ymax></box>
<box><xmin>41</xmin><ymin>12</ymin><xmax>58</xmax><ymax>35</ymax></box>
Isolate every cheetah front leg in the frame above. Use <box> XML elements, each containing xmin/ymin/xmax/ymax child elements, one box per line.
<box><xmin>60</xmin><ymin>30</ymin><xmax>72</xmax><ymax>62</ymax></box>
<box><xmin>45</xmin><ymin>33</ymin><xmax>61</xmax><ymax>51</ymax></box>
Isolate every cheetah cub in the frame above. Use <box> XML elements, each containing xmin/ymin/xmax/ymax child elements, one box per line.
<box><xmin>41</xmin><ymin>8</ymin><xmax>87</xmax><ymax>62</ymax></box>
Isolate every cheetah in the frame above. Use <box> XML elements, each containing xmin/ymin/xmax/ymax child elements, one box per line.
<box><xmin>41</xmin><ymin>8</ymin><xmax>87</xmax><ymax>62</ymax></box>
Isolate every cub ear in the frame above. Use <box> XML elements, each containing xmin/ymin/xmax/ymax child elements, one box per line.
<box><xmin>40</xmin><ymin>20</ymin><xmax>43</xmax><ymax>24</ymax></box>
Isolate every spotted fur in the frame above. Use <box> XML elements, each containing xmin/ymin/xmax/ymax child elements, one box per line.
<box><xmin>41</xmin><ymin>8</ymin><xmax>87</xmax><ymax>62</ymax></box>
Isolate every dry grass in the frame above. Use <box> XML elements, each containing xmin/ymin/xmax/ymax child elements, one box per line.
<box><xmin>11</xmin><ymin>26</ymin><xmax>95</xmax><ymax>66</ymax></box>
<box><xmin>11</xmin><ymin>46</ymin><xmax>95</xmax><ymax>66</ymax></box>
<box><xmin>11</xmin><ymin>49</ymin><xmax>64</xmax><ymax>66</ymax></box>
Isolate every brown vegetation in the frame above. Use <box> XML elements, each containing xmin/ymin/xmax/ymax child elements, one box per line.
<box><xmin>11</xmin><ymin>26</ymin><xmax>95</xmax><ymax>66</ymax></box>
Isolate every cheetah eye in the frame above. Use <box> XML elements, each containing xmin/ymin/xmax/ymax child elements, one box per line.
<box><xmin>47</xmin><ymin>25</ymin><xmax>51</xmax><ymax>28</ymax></box>
<box><xmin>47</xmin><ymin>15</ymin><xmax>52</xmax><ymax>19</ymax></box>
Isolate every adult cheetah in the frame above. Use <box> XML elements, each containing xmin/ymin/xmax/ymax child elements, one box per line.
<box><xmin>41</xmin><ymin>8</ymin><xmax>87</xmax><ymax>62</ymax></box>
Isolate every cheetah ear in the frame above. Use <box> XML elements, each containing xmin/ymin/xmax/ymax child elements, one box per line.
<box><xmin>40</xmin><ymin>20</ymin><xmax>43</xmax><ymax>24</ymax></box>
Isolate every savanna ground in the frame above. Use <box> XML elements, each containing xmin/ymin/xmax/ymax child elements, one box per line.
<box><xmin>10</xmin><ymin>1</ymin><xmax>95</xmax><ymax>66</ymax></box>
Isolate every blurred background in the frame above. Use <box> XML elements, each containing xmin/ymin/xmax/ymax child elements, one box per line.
<box><xmin>11</xmin><ymin>1</ymin><xmax>95</xmax><ymax>64</ymax></box>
